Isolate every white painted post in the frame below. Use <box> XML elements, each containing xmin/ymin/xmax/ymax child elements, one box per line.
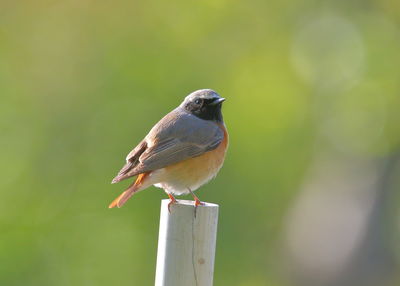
<box><xmin>155</xmin><ymin>199</ymin><xmax>219</xmax><ymax>286</ymax></box>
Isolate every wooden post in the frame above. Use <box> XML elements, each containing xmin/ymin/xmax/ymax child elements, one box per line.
<box><xmin>155</xmin><ymin>199</ymin><xmax>219</xmax><ymax>286</ymax></box>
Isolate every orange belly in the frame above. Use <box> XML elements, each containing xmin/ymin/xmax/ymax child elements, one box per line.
<box><xmin>153</xmin><ymin>125</ymin><xmax>228</xmax><ymax>195</ymax></box>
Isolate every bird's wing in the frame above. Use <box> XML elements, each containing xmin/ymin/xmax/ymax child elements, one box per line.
<box><xmin>111</xmin><ymin>140</ymin><xmax>147</xmax><ymax>183</ymax></box>
<box><xmin>138</xmin><ymin>113</ymin><xmax>223</xmax><ymax>172</ymax></box>
<box><xmin>112</xmin><ymin>109</ymin><xmax>224</xmax><ymax>183</ymax></box>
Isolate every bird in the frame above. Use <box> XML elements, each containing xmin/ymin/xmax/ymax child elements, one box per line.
<box><xmin>109</xmin><ymin>89</ymin><xmax>228</xmax><ymax>209</ymax></box>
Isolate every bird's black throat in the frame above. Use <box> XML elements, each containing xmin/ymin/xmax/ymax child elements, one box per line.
<box><xmin>185</xmin><ymin>101</ymin><xmax>224</xmax><ymax>123</ymax></box>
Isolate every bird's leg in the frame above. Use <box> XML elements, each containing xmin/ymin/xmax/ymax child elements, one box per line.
<box><xmin>188</xmin><ymin>188</ymin><xmax>204</xmax><ymax>207</ymax></box>
<box><xmin>167</xmin><ymin>193</ymin><xmax>177</xmax><ymax>213</ymax></box>
<box><xmin>188</xmin><ymin>188</ymin><xmax>204</xmax><ymax>218</ymax></box>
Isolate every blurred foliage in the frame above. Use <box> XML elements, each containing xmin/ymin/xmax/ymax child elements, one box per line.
<box><xmin>1</xmin><ymin>0</ymin><xmax>400</xmax><ymax>285</ymax></box>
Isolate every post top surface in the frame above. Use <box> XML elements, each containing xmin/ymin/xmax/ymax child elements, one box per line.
<box><xmin>161</xmin><ymin>199</ymin><xmax>219</xmax><ymax>208</ymax></box>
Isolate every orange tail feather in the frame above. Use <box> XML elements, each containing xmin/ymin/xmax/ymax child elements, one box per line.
<box><xmin>108</xmin><ymin>173</ymin><xmax>149</xmax><ymax>208</ymax></box>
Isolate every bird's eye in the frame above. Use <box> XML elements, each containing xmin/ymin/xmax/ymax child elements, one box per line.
<box><xmin>195</xmin><ymin>99</ymin><xmax>202</xmax><ymax>105</ymax></box>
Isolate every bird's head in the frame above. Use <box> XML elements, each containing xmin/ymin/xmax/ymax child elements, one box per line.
<box><xmin>180</xmin><ymin>89</ymin><xmax>225</xmax><ymax>123</ymax></box>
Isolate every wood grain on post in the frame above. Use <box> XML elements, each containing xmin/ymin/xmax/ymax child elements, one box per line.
<box><xmin>155</xmin><ymin>199</ymin><xmax>219</xmax><ymax>286</ymax></box>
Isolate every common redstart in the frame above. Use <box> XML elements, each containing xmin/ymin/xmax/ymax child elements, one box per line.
<box><xmin>109</xmin><ymin>89</ymin><xmax>228</xmax><ymax>209</ymax></box>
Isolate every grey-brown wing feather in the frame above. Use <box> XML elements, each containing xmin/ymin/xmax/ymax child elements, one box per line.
<box><xmin>111</xmin><ymin>140</ymin><xmax>147</xmax><ymax>183</ymax></box>
<box><xmin>113</xmin><ymin>108</ymin><xmax>223</xmax><ymax>182</ymax></box>
<box><xmin>139</xmin><ymin>133</ymin><xmax>222</xmax><ymax>171</ymax></box>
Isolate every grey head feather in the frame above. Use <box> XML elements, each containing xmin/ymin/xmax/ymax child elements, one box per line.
<box><xmin>180</xmin><ymin>89</ymin><xmax>222</xmax><ymax>108</ymax></box>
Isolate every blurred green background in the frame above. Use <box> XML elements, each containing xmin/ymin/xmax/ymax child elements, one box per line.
<box><xmin>1</xmin><ymin>0</ymin><xmax>400</xmax><ymax>285</ymax></box>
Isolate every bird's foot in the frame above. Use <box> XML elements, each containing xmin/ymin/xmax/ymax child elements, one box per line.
<box><xmin>167</xmin><ymin>193</ymin><xmax>177</xmax><ymax>213</ymax></box>
<box><xmin>194</xmin><ymin>197</ymin><xmax>204</xmax><ymax>207</ymax></box>
<box><xmin>188</xmin><ymin>189</ymin><xmax>204</xmax><ymax>218</ymax></box>
<box><xmin>188</xmin><ymin>188</ymin><xmax>204</xmax><ymax>207</ymax></box>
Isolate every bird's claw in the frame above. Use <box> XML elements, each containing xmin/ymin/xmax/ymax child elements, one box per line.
<box><xmin>167</xmin><ymin>194</ymin><xmax>177</xmax><ymax>213</ymax></box>
<box><xmin>194</xmin><ymin>198</ymin><xmax>204</xmax><ymax>207</ymax></box>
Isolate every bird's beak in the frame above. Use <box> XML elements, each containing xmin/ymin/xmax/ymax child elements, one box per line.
<box><xmin>210</xmin><ymin>97</ymin><xmax>226</xmax><ymax>105</ymax></box>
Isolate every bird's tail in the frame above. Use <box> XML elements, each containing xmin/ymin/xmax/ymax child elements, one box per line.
<box><xmin>108</xmin><ymin>173</ymin><xmax>149</xmax><ymax>208</ymax></box>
